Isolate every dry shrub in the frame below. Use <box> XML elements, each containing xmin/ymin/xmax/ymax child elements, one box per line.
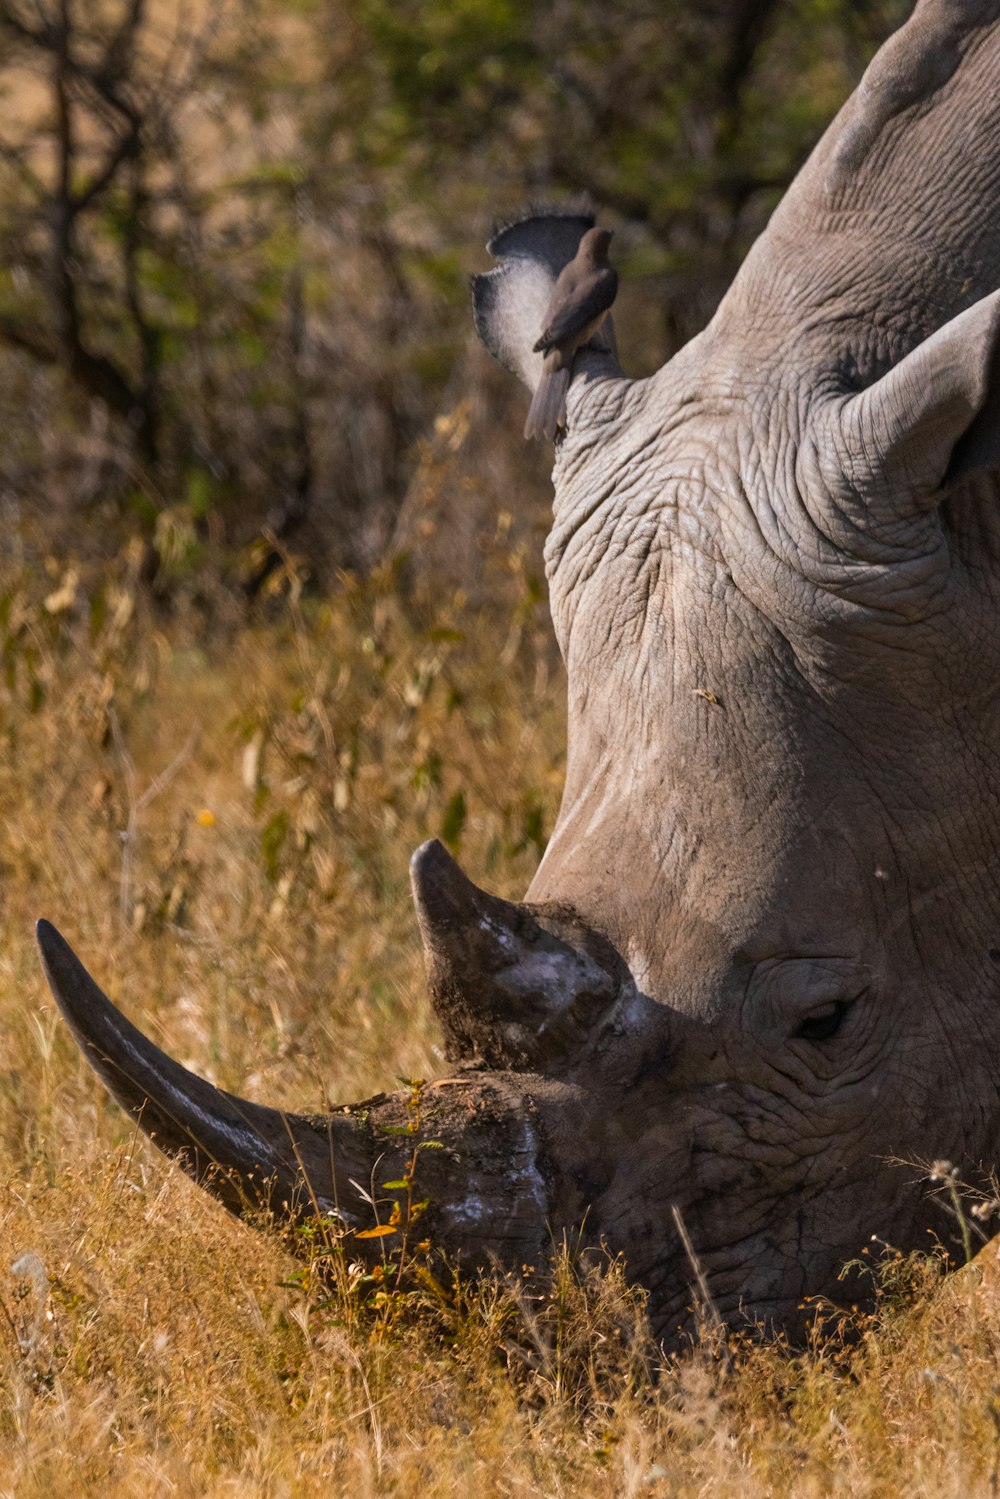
<box><xmin>4</xmin><ymin>530</ymin><xmax>1000</xmax><ymax>1494</ymax></box>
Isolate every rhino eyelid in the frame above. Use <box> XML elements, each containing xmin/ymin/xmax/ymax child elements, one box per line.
<box><xmin>792</xmin><ymin>999</ymin><xmax>852</xmax><ymax>1043</ymax></box>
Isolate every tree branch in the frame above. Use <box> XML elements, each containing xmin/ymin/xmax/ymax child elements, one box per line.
<box><xmin>71</xmin><ymin>118</ymin><xmax>140</xmax><ymax>214</ymax></box>
<box><xmin>0</xmin><ymin>312</ymin><xmax>58</xmax><ymax>362</ymax></box>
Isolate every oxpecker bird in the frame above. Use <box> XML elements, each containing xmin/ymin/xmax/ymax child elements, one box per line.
<box><xmin>524</xmin><ymin>226</ymin><xmax>618</xmax><ymax>442</ymax></box>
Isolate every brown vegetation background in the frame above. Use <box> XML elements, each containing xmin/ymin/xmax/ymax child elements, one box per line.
<box><xmin>6</xmin><ymin>2</ymin><xmax>1000</xmax><ymax>1495</ymax></box>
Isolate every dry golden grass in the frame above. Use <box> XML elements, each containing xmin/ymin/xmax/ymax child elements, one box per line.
<box><xmin>4</xmin><ymin>534</ymin><xmax>1000</xmax><ymax>1496</ymax></box>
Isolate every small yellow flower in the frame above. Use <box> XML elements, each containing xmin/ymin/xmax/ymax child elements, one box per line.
<box><xmin>195</xmin><ymin>808</ymin><xmax>216</xmax><ymax>828</ymax></box>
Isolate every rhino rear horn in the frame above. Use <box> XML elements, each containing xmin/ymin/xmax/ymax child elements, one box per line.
<box><xmin>35</xmin><ymin>920</ymin><xmax>371</xmax><ymax>1225</ymax></box>
<box><xmin>410</xmin><ymin>840</ymin><xmax>620</xmax><ymax>1070</ymax></box>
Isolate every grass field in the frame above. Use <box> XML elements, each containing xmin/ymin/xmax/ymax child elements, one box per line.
<box><xmin>3</xmin><ymin>535</ymin><xmax>1000</xmax><ymax>1497</ymax></box>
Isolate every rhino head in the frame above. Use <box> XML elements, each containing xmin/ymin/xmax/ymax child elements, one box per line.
<box><xmin>38</xmin><ymin>0</ymin><xmax>1000</xmax><ymax>1342</ymax></box>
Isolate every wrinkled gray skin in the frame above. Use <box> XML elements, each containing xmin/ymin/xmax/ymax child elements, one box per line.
<box><xmin>36</xmin><ymin>0</ymin><xmax>1000</xmax><ymax>1343</ymax></box>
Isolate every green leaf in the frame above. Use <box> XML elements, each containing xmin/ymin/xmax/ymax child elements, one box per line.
<box><xmin>259</xmin><ymin>810</ymin><xmax>290</xmax><ymax>884</ymax></box>
<box><xmin>185</xmin><ymin>467</ymin><xmax>214</xmax><ymax>518</ymax></box>
<box><xmin>440</xmin><ymin>788</ymin><xmax>466</xmax><ymax>851</ymax></box>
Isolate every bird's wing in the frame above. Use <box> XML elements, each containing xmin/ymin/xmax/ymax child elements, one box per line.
<box><xmin>535</xmin><ymin>267</ymin><xmax>618</xmax><ymax>351</ymax></box>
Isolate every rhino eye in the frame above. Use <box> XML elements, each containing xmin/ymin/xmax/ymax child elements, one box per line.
<box><xmin>794</xmin><ymin>1000</ymin><xmax>850</xmax><ymax>1043</ymax></box>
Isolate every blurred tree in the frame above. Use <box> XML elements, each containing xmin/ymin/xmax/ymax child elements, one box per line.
<box><xmin>347</xmin><ymin>0</ymin><xmax>909</xmax><ymax>354</ymax></box>
<box><xmin>0</xmin><ymin>0</ymin><xmax>908</xmax><ymax>594</ymax></box>
<box><xmin>0</xmin><ymin>0</ymin><xmax>179</xmax><ymax>459</ymax></box>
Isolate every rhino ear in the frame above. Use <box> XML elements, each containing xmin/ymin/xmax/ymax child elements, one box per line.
<box><xmin>472</xmin><ymin>210</ymin><xmax>620</xmax><ymax>391</ymax></box>
<box><xmin>830</xmin><ymin>288</ymin><xmax>1000</xmax><ymax>513</ymax></box>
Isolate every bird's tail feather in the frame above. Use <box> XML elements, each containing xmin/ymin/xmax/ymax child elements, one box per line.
<box><xmin>524</xmin><ymin>368</ymin><xmax>570</xmax><ymax>442</ymax></box>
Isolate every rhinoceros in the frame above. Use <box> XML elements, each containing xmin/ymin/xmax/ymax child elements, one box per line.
<box><xmin>36</xmin><ymin>0</ymin><xmax>1000</xmax><ymax>1342</ymax></box>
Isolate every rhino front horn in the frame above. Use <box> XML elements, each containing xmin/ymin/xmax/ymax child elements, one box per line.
<box><xmin>35</xmin><ymin>919</ymin><xmax>373</xmax><ymax>1225</ymax></box>
<box><xmin>410</xmin><ymin>839</ymin><xmax>621</xmax><ymax>1070</ymax></box>
<box><xmin>37</xmin><ymin>920</ymin><xmax>567</xmax><ymax>1269</ymax></box>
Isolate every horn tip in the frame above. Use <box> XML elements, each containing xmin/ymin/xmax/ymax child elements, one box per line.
<box><xmin>410</xmin><ymin>838</ymin><xmax>451</xmax><ymax>879</ymax></box>
<box><xmin>410</xmin><ymin>838</ymin><xmax>478</xmax><ymax>930</ymax></box>
<box><xmin>34</xmin><ymin>919</ymin><xmax>105</xmax><ymax>1032</ymax></box>
<box><xmin>35</xmin><ymin>917</ymin><xmax>69</xmax><ymax>971</ymax></box>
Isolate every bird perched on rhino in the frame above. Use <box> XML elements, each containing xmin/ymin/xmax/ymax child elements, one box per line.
<box><xmin>524</xmin><ymin>226</ymin><xmax>618</xmax><ymax>442</ymax></box>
